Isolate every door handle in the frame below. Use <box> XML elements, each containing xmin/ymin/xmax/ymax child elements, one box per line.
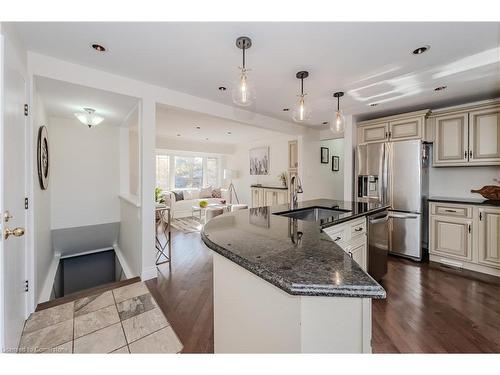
<box><xmin>389</xmin><ymin>213</ymin><xmax>419</xmax><ymax>219</ymax></box>
<box><xmin>4</xmin><ymin>227</ymin><xmax>25</xmax><ymax>240</ymax></box>
<box><xmin>369</xmin><ymin>215</ymin><xmax>389</xmax><ymax>224</ymax></box>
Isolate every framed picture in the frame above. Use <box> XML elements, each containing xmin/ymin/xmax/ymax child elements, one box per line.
<box><xmin>250</xmin><ymin>146</ymin><xmax>269</xmax><ymax>175</ymax></box>
<box><xmin>320</xmin><ymin>147</ymin><xmax>329</xmax><ymax>164</ymax></box>
<box><xmin>37</xmin><ymin>126</ymin><xmax>50</xmax><ymax>190</ymax></box>
<box><xmin>332</xmin><ymin>156</ymin><xmax>340</xmax><ymax>172</ymax></box>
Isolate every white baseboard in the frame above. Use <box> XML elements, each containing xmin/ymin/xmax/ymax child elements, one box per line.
<box><xmin>113</xmin><ymin>245</ymin><xmax>136</xmax><ymax>279</ymax></box>
<box><xmin>141</xmin><ymin>266</ymin><xmax>157</xmax><ymax>281</ymax></box>
<box><xmin>38</xmin><ymin>252</ymin><xmax>61</xmax><ymax>304</ymax></box>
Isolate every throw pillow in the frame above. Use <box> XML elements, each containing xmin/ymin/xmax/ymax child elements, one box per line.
<box><xmin>200</xmin><ymin>186</ymin><xmax>213</xmax><ymax>198</ymax></box>
<box><xmin>212</xmin><ymin>187</ymin><xmax>222</xmax><ymax>198</ymax></box>
<box><xmin>173</xmin><ymin>191</ymin><xmax>184</xmax><ymax>201</ymax></box>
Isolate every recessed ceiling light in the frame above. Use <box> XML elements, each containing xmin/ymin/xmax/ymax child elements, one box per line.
<box><xmin>322</xmin><ymin>121</ymin><xmax>329</xmax><ymax>125</ymax></box>
<box><xmin>227</xmin><ymin>131</ymin><xmax>232</xmax><ymax>135</ymax></box>
<box><xmin>218</xmin><ymin>86</ymin><xmax>227</xmax><ymax>91</ymax></box>
<box><xmin>195</xmin><ymin>125</ymin><xmax>201</xmax><ymax>129</ymax></box>
<box><xmin>177</xmin><ymin>134</ymin><xmax>181</xmax><ymax>137</ymax></box>
<box><xmin>369</xmin><ymin>103</ymin><xmax>378</xmax><ymax>107</ymax></box>
<box><xmin>205</xmin><ymin>138</ymin><xmax>209</xmax><ymax>141</ymax></box>
<box><xmin>92</xmin><ymin>43</ymin><xmax>106</xmax><ymax>52</ymax></box>
<box><xmin>283</xmin><ymin>108</ymin><xmax>290</xmax><ymax>112</ymax></box>
<box><xmin>434</xmin><ymin>85</ymin><xmax>447</xmax><ymax>91</ymax></box>
<box><xmin>412</xmin><ymin>45</ymin><xmax>430</xmax><ymax>55</ymax></box>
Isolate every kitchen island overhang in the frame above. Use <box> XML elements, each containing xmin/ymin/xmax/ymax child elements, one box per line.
<box><xmin>202</xmin><ymin>199</ymin><xmax>387</xmax><ymax>353</ymax></box>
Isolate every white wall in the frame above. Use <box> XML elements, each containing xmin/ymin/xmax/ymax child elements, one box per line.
<box><xmin>117</xmin><ymin>199</ymin><xmax>141</xmax><ymax>277</ymax></box>
<box><xmin>429</xmin><ymin>166</ymin><xmax>499</xmax><ymax>199</ymax></box>
<box><xmin>311</xmin><ymin>139</ymin><xmax>344</xmax><ymax>200</ymax></box>
<box><xmin>156</xmin><ymin>136</ymin><xmax>235</xmax><ymax>155</ymax></box>
<box><xmin>49</xmin><ymin>116</ymin><xmax>120</xmax><ymax>229</ymax></box>
<box><xmin>32</xmin><ymin>92</ymin><xmax>53</xmax><ymax>302</ymax></box>
<box><xmin>227</xmin><ymin>134</ymin><xmax>297</xmax><ymax>205</ymax></box>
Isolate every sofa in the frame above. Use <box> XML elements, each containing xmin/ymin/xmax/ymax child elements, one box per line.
<box><xmin>161</xmin><ymin>187</ymin><xmax>229</xmax><ymax>218</ymax></box>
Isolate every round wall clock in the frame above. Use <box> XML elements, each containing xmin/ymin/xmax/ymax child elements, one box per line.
<box><xmin>37</xmin><ymin>126</ymin><xmax>49</xmax><ymax>190</ymax></box>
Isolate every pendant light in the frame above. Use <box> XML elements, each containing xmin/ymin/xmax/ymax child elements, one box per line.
<box><xmin>292</xmin><ymin>71</ymin><xmax>311</xmax><ymax>123</ymax></box>
<box><xmin>74</xmin><ymin>108</ymin><xmax>104</xmax><ymax>128</ymax></box>
<box><xmin>331</xmin><ymin>92</ymin><xmax>345</xmax><ymax>133</ymax></box>
<box><xmin>231</xmin><ymin>36</ymin><xmax>255</xmax><ymax>107</ymax></box>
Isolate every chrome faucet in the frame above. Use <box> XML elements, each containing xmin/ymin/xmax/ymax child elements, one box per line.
<box><xmin>289</xmin><ymin>174</ymin><xmax>303</xmax><ymax>210</ymax></box>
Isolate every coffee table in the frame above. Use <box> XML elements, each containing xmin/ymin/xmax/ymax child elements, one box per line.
<box><xmin>192</xmin><ymin>203</ymin><xmax>231</xmax><ymax>223</ymax></box>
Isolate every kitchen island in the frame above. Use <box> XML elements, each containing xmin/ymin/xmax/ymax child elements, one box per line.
<box><xmin>201</xmin><ymin>199</ymin><xmax>388</xmax><ymax>353</ymax></box>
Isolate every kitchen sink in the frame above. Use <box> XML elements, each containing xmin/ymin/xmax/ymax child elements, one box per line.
<box><xmin>274</xmin><ymin>207</ymin><xmax>351</xmax><ymax>221</ymax></box>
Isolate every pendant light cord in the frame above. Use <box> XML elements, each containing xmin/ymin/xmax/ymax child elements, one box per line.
<box><xmin>242</xmin><ymin>42</ymin><xmax>246</xmax><ymax>70</ymax></box>
<box><xmin>337</xmin><ymin>96</ymin><xmax>340</xmax><ymax>111</ymax></box>
<box><xmin>301</xmin><ymin>78</ymin><xmax>304</xmax><ymax>96</ymax></box>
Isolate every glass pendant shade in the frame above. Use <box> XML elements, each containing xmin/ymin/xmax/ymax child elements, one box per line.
<box><xmin>74</xmin><ymin>108</ymin><xmax>104</xmax><ymax>128</ymax></box>
<box><xmin>292</xmin><ymin>95</ymin><xmax>311</xmax><ymax>123</ymax></box>
<box><xmin>331</xmin><ymin>109</ymin><xmax>345</xmax><ymax>133</ymax></box>
<box><xmin>231</xmin><ymin>69</ymin><xmax>256</xmax><ymax>107</ymax></box>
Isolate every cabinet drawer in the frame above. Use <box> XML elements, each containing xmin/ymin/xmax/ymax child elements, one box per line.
<box><xmin>350</xmin><ymin>218</ymin><xmax>366</xmax><ymax>238</ymax></box>
<box><xmin>431</xmin><ymin>202</ymin><xmax>472</xmax><ymax>218</ymax></box>
<box><xmin>323</xmin><ymin>226</ymin><xmax>347</xmax><ymax>243</ymax></box>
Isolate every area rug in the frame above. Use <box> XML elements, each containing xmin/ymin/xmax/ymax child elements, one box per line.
<box><xmin>18</xmin><ymin>281</ymin><xmax>183</xmax><ymax>354</ymax></box>
<box><xmin>171</xmin><ymin>217</ymin><xmax>203</xmax><ymax>233</ymax></box>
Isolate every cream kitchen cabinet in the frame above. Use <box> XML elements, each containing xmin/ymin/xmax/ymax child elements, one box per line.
<box><xmin>431</xmin><ymin>102</ymin><xmax>500</xmax><ymax>166</ymax></box>
<box><xmin>288</xmin><ymin>140</ymin><xmax>298</xmax><ymax>172</ymax></box>
<box><xmin>251</xmin><ymin>186</ymin><xmax>288</xmax><ymax>208</ymax></box>
<box><xmin>429</xmin><ymin>201</ymin><xmax>500</xmax><ymax>277</ymax></box>
<box><xmin>357</xmin><ymin>110</ymin><xmax>428</xmax><ymax>145</ymax></box>
<box><xmin>477</xmin><ymin>207</ymin><xmax>500</xmax><ymax>269</ymax></box>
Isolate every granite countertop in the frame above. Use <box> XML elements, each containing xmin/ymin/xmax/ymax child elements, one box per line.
<box><xmin>202</xmin><ymin>199</ymin><xmax>388</xmax><ymax>299</ymax></box>
<box><xmin>428</xmin><ymin>196</ymin><xmax>500</xmax><ymax>207</ymax></box>
<box><xmin>251</xmin><ymin>184</ymin><xmax>289</xmax><ymax>190</ymax></box>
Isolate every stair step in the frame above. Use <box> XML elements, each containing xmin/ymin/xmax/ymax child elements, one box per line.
<box><xmin>35</xmin><ymin>276</ymin><xmax>142</xmax><ymax>312</ymax></box>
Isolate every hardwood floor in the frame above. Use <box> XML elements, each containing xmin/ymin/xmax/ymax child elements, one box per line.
<box><xmin>146</xmin><ymin>229</ymin><xmax>500</xmax><ymax>353</ymax></box>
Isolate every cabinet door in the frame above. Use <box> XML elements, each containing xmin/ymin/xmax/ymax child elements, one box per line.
<box><xmin>349</xmin><ymin>242</ymin><xmax>367</xmax><ymax>271</ymax></box>
<box><xmin>251</xmin><ymin>188</ymin><xmax>263</xmax><ymax>208</ymax></box>
<box><xmin>469</xmin><ymin>108</ymin><xmax>500</xmax><ymax>165</ymax></box>
<box><xmin>288</xmin><ymin>140</ymin><xmax>298</xmax><ymax>170</ymax></box>
<box><xmin>275</xmin><ymin>190</ymin><xmax>288</xmax><ymax>205</ymax></box>
<box><xmin>389</xmin><ymin>117</ymin><xmax>423</xmax><ymax>141</ymax></box>
<box><xmin>433</xmin><ymin>113</ymin><xmax>469</xmax><ymax>166</ymax></box>
<box><xmin>478</xmin><ymin>208</ymin><xmax>500</xmax><ymax>269</ymax></box>
<box><xmin>264</xmin><ymin>190</ymin><xmax>277</xmax><ymax>206</ymax></box>
<box><xmin>358</xmin><ymin>123</ymin><xmax>389</xmax><ymax>144</ymax></box>
<box><xmin>430</xmin><ymin>216</ymin><xmax>472</xmax><ymax>260</ymax></box>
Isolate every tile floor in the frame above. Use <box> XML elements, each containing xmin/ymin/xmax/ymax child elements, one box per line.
<box><xmin>18</xmin><ymin>281</ymin><xmax>183</xmax><ymax>354</ymax></box>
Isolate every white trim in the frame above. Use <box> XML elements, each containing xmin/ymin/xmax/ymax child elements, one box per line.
<box><xmin>0</xmin><ymin>32</ymin><xmax>6</xmax><ymax>351</ymax></box>
<box><xmin>59</xmin><ymin>247</ymin><xmax>114</xmax><ymax>260</ymax></box>
<box><xmin>430</xmin><ymin>255</ymin><xmax>500</xmax><ymax>277</ymax></box>
<box><xmin>112</xmin><ymin>245</ymin><xmax>135</xmax><ymax>279</ymax></box>
<box><xmin>118</xmin><ymin>193</ymin><xmax>141</xmax><ymax>208</ymax></box>
<box><xmin>141</xmin><ymin>265</ymin><xmax>157</xmax><ymax>281</ymax></box>
<box><xmin>38</xmin><ymin>252</ymin><xmax>61</xmax><ymax>304</ymax></box>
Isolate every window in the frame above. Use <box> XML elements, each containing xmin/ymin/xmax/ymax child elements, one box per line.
<box><xmin>156</xmin><ymin>155</ymin><xmax>170</xmax><ymax>191</ymax></box>
<box><xmin>206</xmin><ymin>157</ymin><xmax>219</xmax><ymax>187</ymax></box>
<box><xmin>174</xmin><ymin>156</ymin><xmax>203</xmax><ymax>189</ymax></box>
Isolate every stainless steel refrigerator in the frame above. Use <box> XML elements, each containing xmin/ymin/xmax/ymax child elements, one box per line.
<box><xmin>355</xmin><ymin>140</ymin><xmax>430</xmax><ymax>260</ymax></box>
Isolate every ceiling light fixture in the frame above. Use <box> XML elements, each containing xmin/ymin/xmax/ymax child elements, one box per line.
<box><xmin>227</xmin><ymin>131</ymin><xmax>232</xmax><ymax>135</ymax></box>
<box><xmin>292</xmin><ymin>71</ymin><xmax>311</xmax><ymax>123</ymax></box>
<box><xmin>369</xmin><ymin>103</ymin><xmax>378</xmax><ymax>107</ymax></box>
<box><xmin>331</xmin><ymin>92</ymin><xmax>345</xmax><ymax>133</ymax></box>
<box><xmin>434</xmin><ymin>85</ymin><xmax>447</xmax><ymax>91</ymax></box>
<box><xmin>322</xmin><ymin>121</ymin><xmax>329</xmax><ymax>125</ymax></box>
<box><xmin>195</xmin><ymin>125</ymin><xmax>201</xmax><ymax>129</ymax></box>
<box><xmin>74</xmin><ymin>108</ymin><xmax>104</xmax><ymax>128</ymax></box>
<box><xmin>218</xmin><ymin>86</ymin><xmax>227</xmax><ymax>91</ymax></box>
<box><xmin>412</xmin><ymin>45</ymin><xmax>430</xmax><ymax>55</ymax></box>
<box><xmin>232</xmin><ymin>36</ymin><xmax>255</xmax><ymax>107</ymax></box>
<box><xmin>283</xmin><ymin>108</ymin><xmax>290</xmax><ymax>112</ymax></box>
<box><xmin>91</xmin><ymin>43</ymin><xmax>106</xmax><ymax>52</ymax></box>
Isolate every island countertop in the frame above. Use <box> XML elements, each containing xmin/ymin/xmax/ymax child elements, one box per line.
<box><xmin>201</xmin><ymin>199</ymin><xmax>388</xmax><ymax>299</ymax></box>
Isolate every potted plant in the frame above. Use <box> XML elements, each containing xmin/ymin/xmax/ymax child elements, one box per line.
<box><xmin>155</xmin><ymin>187</ymin><xmax>165</xmax><ymax>204</ymax></box>
<box><xmin>199</xmin><ymin>200</ymin><xmax>209</xmax><ymax>208</ymax></box>
<box><xmin>278</xmin><ymin>172</ymin><xmax>288</xmax><ymax>188</ymax></box>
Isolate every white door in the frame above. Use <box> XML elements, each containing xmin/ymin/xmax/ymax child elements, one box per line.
<box><xmin>1</xmin><ymin>39</ymin><xmax>28</xmax><ymax>351</ymax></box>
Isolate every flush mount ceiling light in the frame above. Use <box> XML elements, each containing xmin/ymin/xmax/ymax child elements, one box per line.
<box><xmin>91</xmin><ymin>43</ymin><xmax>106</xmax><ymax>52</ymax></box>
<box><xmin>412</xmin><ymin>45</ymin><xmax>430</xmax><ymax>55</ymax></box>
<box><xmin>232</xmin><ymin>36</ymin><xmax>255</xmax><ymax>107</ymax></box>
<box><xmin>292</xmin><ymin>71</ymin><xmax>311</xmax><ymax>123</ymax></box>
<box><xmin>74</xmin><ymin>108</ymin><xmax>104</xmax><ymax>128</ymax></box>
<box><xmin>218</xmin><ymin>86</ymin><xmax>227</xmax><ymax>91</ymax></box>
<box><xmin>331</xmin><ymin>92</ymin><xmax>345</xmax><ymax>133</ymax></box>
<box><xmin>434</xmin><ymin>85</ymin><xmax>447</xmax><ymax>91</ymax></box>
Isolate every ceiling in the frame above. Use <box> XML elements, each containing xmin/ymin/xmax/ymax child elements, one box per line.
<box><xmin>17</xmin><ymin>22</ymin><xmax>500</xmax><ymax>126</ymax></box>
<box><xmin>35</xmin><ymin>76</ymin><xmax>138</xmax><ymax>126</ymax></box>
<box><xmin>156</xmin><ymin>104</ymin><xmax>284</xmax><ymax>144</ymax></box>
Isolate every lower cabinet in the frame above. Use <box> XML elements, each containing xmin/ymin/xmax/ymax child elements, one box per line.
<box><xmin>322</xmin><ymin>217</ymin><xmax>368</xmax><ymax>271</ymax></box>
<box><xmin>477</xmin><ymin>207</ymin><xmax>500</xmax><ymax>269</ymax></box>
<box><xmin>251</xmin><ymin>187</ymin><xmax>288</xmax><ymax>208</ymax></box>
<box><xmin>429</xmin><ymin>202</ymin><xmax>500</xmax><ymax>275</ymax></box>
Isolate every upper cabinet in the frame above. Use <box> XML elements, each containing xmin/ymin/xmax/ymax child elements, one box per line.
<box><xmin>357</xmin><ymin>110</ymin><xmax>428</xmax><ymax>145</ymax></box>
<box><xmin>431</xmin><ymin>102</ymin><xmax>500</xmax><ymax>167</ymax></box>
